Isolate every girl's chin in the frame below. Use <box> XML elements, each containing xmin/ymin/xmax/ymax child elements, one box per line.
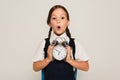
<box><xmin>54</xmin><ymin>32</ymin><xmax>64</xmax><ymax>36</ymax></box>
<box><xmin>55</xmin><ymin>33</ymin><xmax>62</xmax><ymax>36</ymax></box>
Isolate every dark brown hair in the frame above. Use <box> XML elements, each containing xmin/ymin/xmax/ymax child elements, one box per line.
<box><xmin>47</xmin><ymin>5</ymin><xmax>71</xmax><ymax>38</ymax></box>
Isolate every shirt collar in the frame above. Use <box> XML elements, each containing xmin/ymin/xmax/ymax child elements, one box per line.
<box><xmin>50</xmin><ymin>31</ymin><xmax>70</xmax><ymax>44</ymax></box>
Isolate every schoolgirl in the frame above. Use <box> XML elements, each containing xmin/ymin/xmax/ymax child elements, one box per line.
<box><xmin>33</xmin><ymin>5</ymin><xmax>89</xmax><ymax>80</ymax></box>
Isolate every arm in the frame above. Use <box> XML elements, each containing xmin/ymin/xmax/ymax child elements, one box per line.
<box><xmin>66</xmin><ymin>59</ymin><xmax>89</xmax><ymax>71</ymax></box>
<box><xmin>33</xmin><ymin>45</ymin><xmax>54</xmax><ymax>72</ymax></box>
<box><xmin>65</xmin><ymin>46</ymin><xmax>89</xmax><ymax>71</ymax></box>
<box><xmin>33</xmin><ymin>58</ymin><xmax>51</xmax><ymax>72</ymax></box>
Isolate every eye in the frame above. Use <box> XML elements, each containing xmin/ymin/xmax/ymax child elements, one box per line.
<box><xmin>61</xmin><ymin>17</ymin><xmax>65</xmax><ymax>19</ymax></box>
<box><xmin>52</xmin><ymin>17</ymin><xmax>56</xmax><ymax>20</ymax></box>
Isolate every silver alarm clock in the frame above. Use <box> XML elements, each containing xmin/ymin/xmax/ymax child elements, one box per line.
<box><xmin>52</xmin><ymin>38</ymin><xmax>68</xmax><ymax>61</ymax></box>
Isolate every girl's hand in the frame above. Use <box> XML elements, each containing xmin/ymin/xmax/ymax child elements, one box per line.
<box><xmin>47</xmin><ymin>45</ymin><xmax>54</xmax><ymax>62</ymax></box>
<box><xmin>65</xmin><ymin>45</ymin><xmax>73</xmax><ymax>62</ymax></box>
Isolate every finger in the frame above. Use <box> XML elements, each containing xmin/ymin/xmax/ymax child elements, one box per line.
<box><xmin>66</xmin><ymin>46</ymin><xmax>71</xmax><ymax>51</ymax></box>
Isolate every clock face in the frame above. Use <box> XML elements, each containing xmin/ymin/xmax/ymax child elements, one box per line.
<box><xmin>53</xmin><ymin>44</ymin><xmax>67</xmax><ymax>61</ymax></box>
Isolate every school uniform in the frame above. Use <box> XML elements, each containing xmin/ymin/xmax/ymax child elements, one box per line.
<box><xmin>33</xmin><ymin>31</ymin><xmax>89</xmax><ymax>80</ymax></box>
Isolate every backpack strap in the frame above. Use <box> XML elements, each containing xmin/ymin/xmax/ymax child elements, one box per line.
<box><xmin>41</xmin><ymin>70</ymin><xmax>44</xmax><ymax>80</ymax></box>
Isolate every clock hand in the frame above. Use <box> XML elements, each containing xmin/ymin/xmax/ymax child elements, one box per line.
<box><xmin>58</xmin><ymin>48</ymin><xmax>64</xmax><ymax>55</ymax></box>
<box><xmin>54</xmin><ymin>49</ymin><xmax>61</xmax><ymax>55</ymax></box>
<box><xmin>54</xmin><ymin>49</ymin><xmax>59</xmax><ymax>52</ymax></box>
<box><xmin>58</xmin><ymin>51</ymin><xmax>61</xmax><ymax>55</ymax></box>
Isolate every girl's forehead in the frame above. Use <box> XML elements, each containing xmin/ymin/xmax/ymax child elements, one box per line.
<box><xmin>51</xmin><ymin>8</ymin><xmax>67</xmax><ymax>16</ymax></box>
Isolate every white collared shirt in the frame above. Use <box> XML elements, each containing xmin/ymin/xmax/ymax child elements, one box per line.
<box><xmin>50</xmin><ymin>31</ymin><xmax>70</xmax><ymax>44</ymax></box>
<box><xmin>33</xmin><ymin>32</ymin><xmax>89</xmax><ymax>62</ymax></box>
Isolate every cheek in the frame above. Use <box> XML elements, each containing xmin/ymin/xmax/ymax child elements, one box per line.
<box><xmin>50</xmin><ymin>20</ymin><xmax>57</xmax><ymax>26</ymax></box>
<box><xmin>63</xmin><ymin>20</ymin><xmax>69</xmax><ymax>25</ymax></box>
<box><xmin>49</xmin><ymin>22</ymin><xmax>54</xmax><ymax>27</ymax></box>
<box><xmin>63</xmin><ymin>21</ymin><xmax>69</xmax><ymax>28</ymax></box>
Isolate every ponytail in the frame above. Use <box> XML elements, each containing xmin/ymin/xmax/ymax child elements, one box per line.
<box><xmin>66</xmin><ymin>27</ymin><xmax>71</xmax><ymax>38</ymax></box>
<box><xmin>48</xmin><ymin>27</ymin><xmax>52</xmax><ymax>38</ymax></box>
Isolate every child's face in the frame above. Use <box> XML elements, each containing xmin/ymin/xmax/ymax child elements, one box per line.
<box><xmin>49</xmin><ymin>8</ymin><xmax>70</xmax><ymax>36</ymax></box>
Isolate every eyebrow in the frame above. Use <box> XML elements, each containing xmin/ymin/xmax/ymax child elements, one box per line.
<box><xmin>51</xmin><ymin>14</ymin><xmax>66</xmax><ymax>17</ymax></box>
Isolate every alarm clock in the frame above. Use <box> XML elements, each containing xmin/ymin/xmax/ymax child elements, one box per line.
<box><xmin>52</xmin><ymin>40</ymin><xmax>68</xmax><ymax>61</ymax></box>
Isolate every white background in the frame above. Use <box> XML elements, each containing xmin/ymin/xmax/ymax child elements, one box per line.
<box><xmin>0</xmin><ymin>0</ymin><xmax>120</xmax><ymax>80</ymax></box>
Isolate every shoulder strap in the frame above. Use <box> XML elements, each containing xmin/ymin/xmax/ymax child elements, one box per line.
<box><xmin>42</xmin><ymin>38</ymin><xmax>50</xmax><ymax>80</ymax></box>
<box><xmin>69</xmin><ymin>38</ymin><xmax>77</xmax><ymax>80</ymax></box>
<box><xmin>44</xmin><ymin>38</ymin><xmax>50</xmax><ymax>58</ymax></box>
<box><xmin>69</xmin><ymin>38</ymin><xmax>76</xmax><ymax>59</ymax></box>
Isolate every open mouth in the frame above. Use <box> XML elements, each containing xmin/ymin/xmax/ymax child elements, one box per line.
<box><xmin>57</xmin><ymin>26</ymin><xmax>61</xmax><ymax>29</ymax></box>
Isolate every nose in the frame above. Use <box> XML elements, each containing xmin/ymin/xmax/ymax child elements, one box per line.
<box><xmin>57</xmin><ymin>19</ymin><xmax>60</xmax><ymax>23</ymax></box>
